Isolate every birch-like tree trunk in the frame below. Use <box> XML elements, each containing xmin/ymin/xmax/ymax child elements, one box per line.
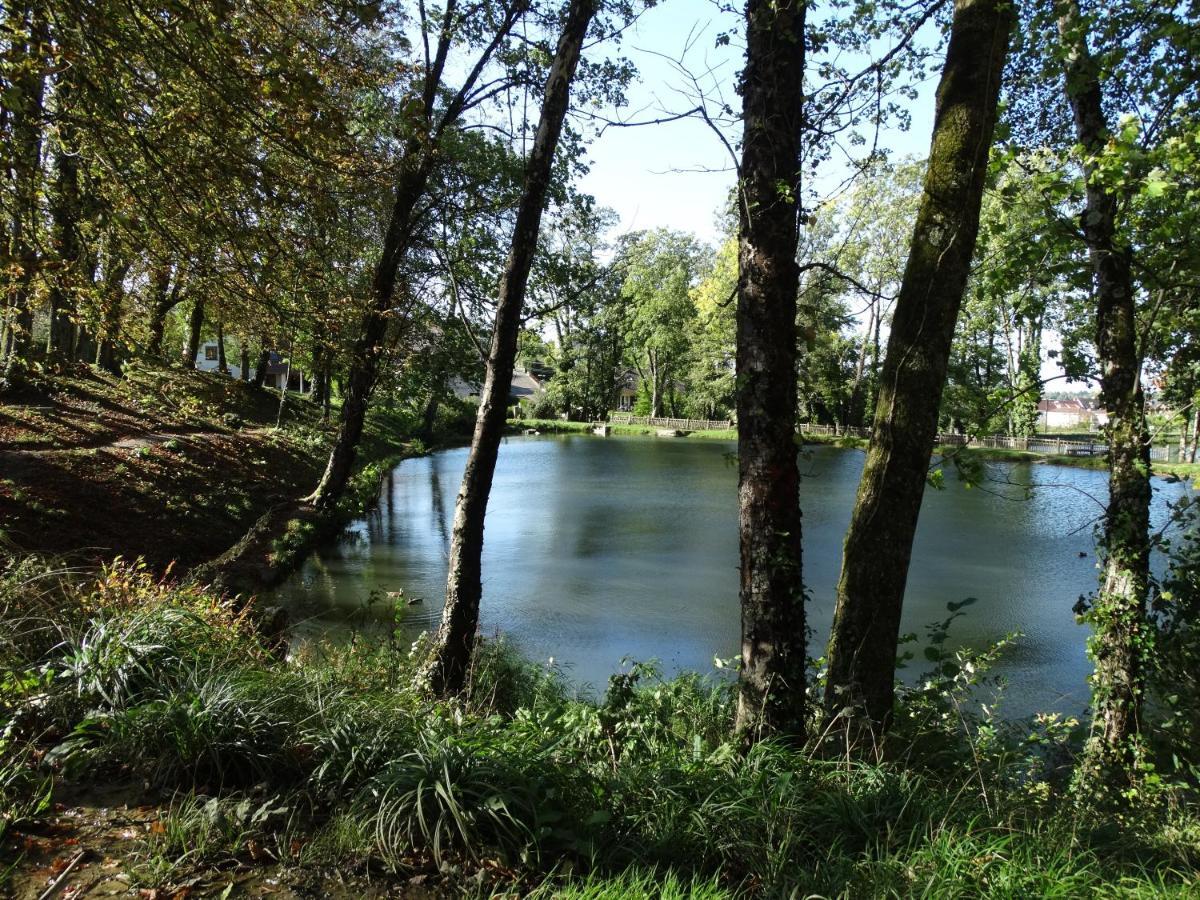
<box><xmin>422</xmin><ymin>0</ymin><xmax>597</xmax><ymax>697</ymax></box>
<box><xmin>824</xmin><ymin>0</ymin><xmax>1014</xmax><ymax>734</ymax></box>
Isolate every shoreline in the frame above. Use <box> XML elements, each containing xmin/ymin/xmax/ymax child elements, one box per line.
<box><xmin>507</xmin><ymin>419</ymin><xmax>1196</xmax><ymax>482</ymax></box>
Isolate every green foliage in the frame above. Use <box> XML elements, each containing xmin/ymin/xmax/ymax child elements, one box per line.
<box><xmin>1146</xmin><ymin>497</ymin><xmax>1200</xmax><ymax>785</ymax></box>
<box><xmin>2</xmin><ymin>565</ymin><xmax>1200</xmax><ymax>895</ymax></box>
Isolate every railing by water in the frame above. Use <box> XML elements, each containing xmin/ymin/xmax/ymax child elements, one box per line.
<box><xmin>608</xmin><ymin>414</ymin><xmax>734</xmax><ymax>431</ymax></box>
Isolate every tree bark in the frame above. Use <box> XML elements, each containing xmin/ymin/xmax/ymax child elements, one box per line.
<box><xmin>824</xmin><ymin>0</ymin><xmax>1013</xmax><ymax>734</ymax></box>
<box><xmin>239</xmin><ymin>342</ymin><xmax>250</xmax><ymax>382</ymax></box>
<box><xmin>1</xmin><ymin>0</ymin><xmax>48</xmax><ymax>381</ymax></box>
<box><xmin>253</xmin><ymin>340</ymin><xmax>270</xmax><ymax>388</ymax></box>
<box><xmin>732</xmin><ymin>0</ymin><xmax>807</xmax><ymax>743</ymax></box>
<box><xmin>182</xmin><ymin>297</ymin><xmax>204</xmax><ymax>368</ymax></box>
<box><xmin>1057</xmin><ymin>0</ymin><xmax>1151</xmax><ymax>762</ymax></box>
<box><xmin>216</xmin><ymin>321</ymin><xmax>228</xmax><ymax>373</ymax></box>
<box><xmin>421</xmin><ymin>0</ymin><xmax>597</xmax><ymax>697</ymax></box>
<box><xmin>308</xmin><ymin>1</ymin><xmax>528</xmax><ymax>509</ymax></box>
<box><xmin>95</xmin><ymin>257</ymin><xmax>130</xmax><ymax>374</ymax></box>
<box><xmin>1191</xmin><ymin>406</ymin><xmax>1199</xmax><ymax>464</ymax></box>
<box><xmin>47</xmin><ymin>68</ymin><xmax>82</xmax><ymax>360</ymax></box>
<box><xmin>145</xmin><ymin>264</ymin><xmax>178</xmax><ymax>359</ymax></box>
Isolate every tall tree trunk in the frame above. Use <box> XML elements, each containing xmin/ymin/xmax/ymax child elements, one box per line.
<box><xmin>322</xmin><ymin>363</ymin><xmax>333</xmax><ymax>420</ymax></box>
<box><xmin>182</xmin><ymin>297</ymin><xmax>204</xmax><ymax>368</ymax></box>
<box><xmin>311</xmin><ymin>343</ymin><xmax>326</xmax><ymax>403</ymax></box>
<box><xmin>310</xmin><ymin>150</ymin><xmax>432</xmax><ymax>506</ymax></box>
<box><xmin>239</xmin><ymin>342</ymin><xmax>250</xmax><ymax>382</ymax></box>
<box><xmin>47</xmin><ymin>69</ymin><xmax>81</xmax><ymax>359</ymax></box>
<box><xmin>216</xmin><ymin>321</ymin><xmax>228</xmax><ymax>373</ymax></box>
<box><xmin>1057</xmin><ymin>0</ymin><xmax>1150</xmax><ymax>764</ymax></box>
<box><xmin>309</xmin><ymin>0</ymin><xmax>533</xmax><ymax>506</ymax></box>
<box><xmin>253</xmin><ymin>340</ymin><xmax>270</xmax><ymax>388</ymax></box>
<box><xmin>421</xmin><ymin>0</ymin><xmax>597</xmax><ymax>697</ymax></box>
<box><xmin>95</xmin><ymin>257</ymin><xmax>130</xmax><ymax>374</ymax></box>
<box><xmin>848</xmin><ymin>302</ymin><xmax>877</xmax><ymax>428</ymax></box>
<box><xmin>824</xmin><ymin>0</ymin><xmax>1013</xmax><ymax>734</ymax></box>
<box><xmin>1</xmin><ymin>0</ymin><xmax>48</xmax><ymax>384</ymax></box>
<box><xmin>145</xmin><ymin>264</ymin><xmax>176</xmax><ymax>359</ymax></box>
<box><xmin>71</xmin><ymin>251</ymin><xmax>98</xmax><ymax>364</ymax></box>
<box><xmin>732</xmin><ymin>0</ymin><xmax>807</xmax><ymax>742</ymax></box>
<box><xmin>420</xmin><ymin>372</ymin><xmax>447</xmax><ymax>441</ymax></box>
<box><xmin>1190</xmin><ymin>406</ymin><xmax>1199</xmax><ymax>464</ymax></box>
<box><xmin>650</xmin><ymin>357</ymin><xmax>662</xmax><ymax>418</ymax></box>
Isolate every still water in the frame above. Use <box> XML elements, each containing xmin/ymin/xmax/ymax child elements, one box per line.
<box><xmin>275</xmin><ymin>435</ymin><xmax>1192</xmax><ymax>717</ymax></box>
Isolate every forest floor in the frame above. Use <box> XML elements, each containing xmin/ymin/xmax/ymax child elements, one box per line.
<box><xmin>0</xmin><ymin>362</ymin><xmax>412</xmax><ymax>574</ymax></box>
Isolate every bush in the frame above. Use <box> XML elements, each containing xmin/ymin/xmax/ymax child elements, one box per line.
<box><xmin>528</xmin><ymin>394</ymin><xmax>560</xmax><ymax>421</ymax></box>
<box><xmin>433</xmin><ymin>395</ymin><xmax>479</xmax><ymax>439</ymax></box>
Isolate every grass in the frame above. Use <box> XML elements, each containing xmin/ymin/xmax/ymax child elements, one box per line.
<box><xmin>2</xmin><ymin>560</ymin><xmax>1199</xmax><ymax>897</ymax></box>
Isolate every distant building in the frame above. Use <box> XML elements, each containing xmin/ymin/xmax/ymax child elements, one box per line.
<box><xmin>615</xmin><ymin>370</ymin><xmax>638</xmax><ymax>411</ymax></box>
<box><xmin>1038</xmin><ymin>397</ymin><xmax>1107</xmax><ymax>429</ymax></box>
<box><xmin>449</xmin><ymin>366</ymin><xmax>546</xmax><ymax>404</ymax></box>
<box><xmin>194</xmin><ymin>343</ymin><xmax>309</xmax><ymax>392</ymax></box>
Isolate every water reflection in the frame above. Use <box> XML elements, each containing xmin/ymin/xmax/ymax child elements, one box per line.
<box><xmin>275</xmin><ymin>435</ymin><xmax>1192</xmax><ymax>718</ymax></box>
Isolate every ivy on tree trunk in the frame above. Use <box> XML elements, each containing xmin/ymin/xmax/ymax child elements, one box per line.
<box><xmin>824</xmin><ymin>0</ymin><xmax>1014</xmax><ymax>735</ymax></box>
<box><xmin>1057</xmin><ymin>0</ymin><xmax>1151</xmax><ymax>767</ymax></box>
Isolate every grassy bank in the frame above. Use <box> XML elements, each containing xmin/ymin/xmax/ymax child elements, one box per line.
<box><xmin>2</xmin><ymin>563</ymin><xmax>1198</xmax><ymax>897</ymax></box>
<box><xmin>0</xmin><ymin>363</ymin><xmax>429</xmax><ymax>575</ymax></box>
<box><xmin>510</xmin><ymin>418</ymin><xmax>738</xmax><ymax>441</ymax></box>
<box><xmin>507</xmin><ymin>423</ymin><xmax>1198</xmax><ymax>481</ymax></box>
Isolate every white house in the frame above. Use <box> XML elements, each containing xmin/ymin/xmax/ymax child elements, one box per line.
<box><xmin>194</xmin><ymin>342</ymin><xmax>309</xmax><ymax>393</ymax></box>
<box><xmin>1038</xmin><ymin>397</ymin><xmax>1107</xmax><ymax>430</ymax></box>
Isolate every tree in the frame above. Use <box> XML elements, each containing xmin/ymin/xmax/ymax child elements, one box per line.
<box><xmin>421</xmin><ymin>0</ymin><xmax>599</xmax><ymax>697</ymax></box>
<box><xmin>732</xmin><ymin>0</ymin><xmax>807</xmax><ymax>743</ymax></box>
<box><xmin>824</xmin><ymin>0</ymin><xmax>1015</xmax><ymax>734</ymax></box>
<box><xmin>801</xmin><ymin>158</ymin><xmax>924</xmax><ymax>427</ymax></box>
<box><xmin>619</xmin><ymin>229</ymin><xmax>704</xmax><ymax>418</ymax></box>
<box><xmin>1056</xmin><ymin>0</ymin><xmax>1150</xmax><ymax>767</ymax></box>
<box><xmin>309</xmin><ymin>0</ymin><xmax>541</xmax><ymax>510</ymax></box>
<box><xmin>683</xmin><ymin>238</ymin><xmax>737</xmax><ymax>420</ymax></box>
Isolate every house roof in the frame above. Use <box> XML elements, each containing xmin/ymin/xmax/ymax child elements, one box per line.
<box><xmin>509</xmin><ymin>371</ymin><xmax>542</xmax><ymax>399</ymax></box>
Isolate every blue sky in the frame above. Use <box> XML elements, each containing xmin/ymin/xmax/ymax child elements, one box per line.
<box><xmin>576</xmin><ymin>0</ymin><xmax>942</xmax><ymax>245</ymax></box>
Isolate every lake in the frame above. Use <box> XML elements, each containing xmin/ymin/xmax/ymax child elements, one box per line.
<box><xmin>274</xmin><ymin>435</ymin><xmax>1192</xmax><ymax>717</ymax></box>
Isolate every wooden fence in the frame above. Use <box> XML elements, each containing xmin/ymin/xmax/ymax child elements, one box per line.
<box><xmin>608</xmin><ymin>414</ymin><xmax>734</xmax><ymax>431</ymax></box>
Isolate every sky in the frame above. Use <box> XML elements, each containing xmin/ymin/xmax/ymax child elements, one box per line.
<box><xmin>575</xmin><ymin>0</ymin><xmax>941</xmax><ymax>245</ymax></box>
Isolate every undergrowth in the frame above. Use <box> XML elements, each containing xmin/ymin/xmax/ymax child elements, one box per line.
<box><xmin>1</xmin><ymin>557</ymin><xmax>1198</xmax><ymax>896</ymax></box>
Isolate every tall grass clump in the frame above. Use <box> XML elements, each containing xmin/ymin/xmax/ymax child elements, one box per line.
<box><xmin>2</xmin><ymin>558</ymin><xmax>1199</xmax><ymax>895</ymax></box>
